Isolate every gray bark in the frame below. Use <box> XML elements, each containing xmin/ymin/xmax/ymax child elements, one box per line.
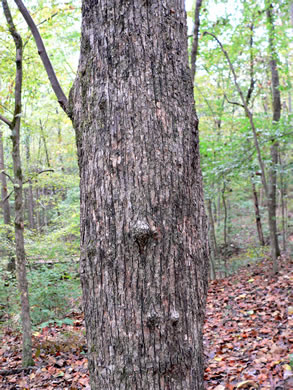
<box><xmin>266</xmin><ymin>1</ymin><xmax>281</xmax><ymax>272</ymax></box>
<box><xmin>0</xmin><ymin>130</ymin><xmax>11</xmax><ymax>224</ymax></box>
<box><xmin>1</xmin><ymin>0</ymin><xmax>33</xmax><ymax>367</ymax></box>
<box><xmin>70</xmin><ymin>1</ymin><xmax>209</xmax><ymax>388</ymax></box>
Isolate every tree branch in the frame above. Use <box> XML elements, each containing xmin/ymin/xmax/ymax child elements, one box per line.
<box><xmin>1</xmin><ymin>189</ymin><xmax>14</xmax><ymax>204</ymax></box>
<box><xmin>14</xmin><ymin>0</ymin><xmax>69</xmax><ymax>115</ymax></box>
<box><xmin>0</xmin><ymin>113</ymin><xmax>12</xmax><ymax>127</ymax></box>
<box><xmin>224</xmin><ymin>94</ymin><xmax>244</xmax><ymax>108</ymax></box>
<box><xmin>23</xmin><ymin>169</ymin><xmax>54</xmax><ymax>184</ymax></box>
<box><xmin>1</xmin><ymin>170</ymin><xmax>14</xmax><ymax>184</ymax></box>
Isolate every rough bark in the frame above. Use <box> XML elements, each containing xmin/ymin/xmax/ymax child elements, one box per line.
<box><xmin>1</xmin><ymin>0</ymin><xmax>33</xmax><ymax>367</ymax></box>
<box><xmin>70</xmin><ymin>1</ymin><xmax>209</xmax><ymax>388</ymax></box>
<box><xmin>0</xmin><ymin>130</ymin><xmax>11</xmax><ymax>224</ymax></box>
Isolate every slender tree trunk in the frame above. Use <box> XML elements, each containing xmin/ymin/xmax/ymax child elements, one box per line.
<box><xmin>222</xmin><ymin>184</ymin><xmax>228</xmax><ymax>248</ymax></box>
<box><xmin>222</xmin><ymin>185</ymin><xmax>228</xmax><ymax>276</ymax></box>
<box><xmin>251</xmin><ymin>179</ymin><xmax>265</xmax><ymax>246</ymax></box>
<box><xmin>266</xmin><ymin>1</ymin><xmax>281</xmax><ymax>272</ymax></box>
<box><xmin>39</xmin><ymin>120</ymin><xmax>50</xmax><ymax>167</ymax></box>
<box><xmin>207</xmin><ymin>199</ymin><xmax>217</xmax><ymax>280</ymax></box>
<box><xmin>207</xmin><ymin>199</ymin><xmax>219</xmax><ymax>257</ymax></box>
<box><xmin>36</xmin><ymin>187</ymin><xmax>41</xmax><ymax>233</ymax></box>
<box><xmin>190</xmin><ymin>0</ymin><xmax>203</xmax><ymax>82</ymax></box>
<box><xmin>24</xmin><ymin>133</ymin><xmax>35</xmax><ymax>229</ymax></box>
<box><xmin>57</xmin><ymin>110</ymin><xmax>65</xmax><ymax>172</ymax></box>
<box><xmin>70</xmin><ymin>1</ymin><xmax>209</xmax><ymax>388</ymax></box>
<box><xmin>27</xmin><ymin>181</ymin><xmax>35</xmax><ymax>229</ymax></box>
<box><xmin>12</xmin><ymin>122</ymin><xmax>33</xmax><ymax>366</ymax></box>
<box><xmin>1</xmin><ymin>0</ymin><xmax>33</xmax><ymax>367</ymax></box>
<box><xmin>279</xmin><ymin>153</ymin><xmax>287</xmax><ymax>252</ymax></box>
<box><xmin>0</xmin><ymin>130</ymin><xmax>11</xmax><ymax>223</ymax></box>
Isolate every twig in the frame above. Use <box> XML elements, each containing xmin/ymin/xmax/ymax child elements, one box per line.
<box><xmin>224</xmin><ymin>94</ymin><xmax>244</xmax><ymax>108</ymax></box>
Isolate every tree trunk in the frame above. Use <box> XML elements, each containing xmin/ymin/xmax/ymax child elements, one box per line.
<box><xmin>266</xmin><ymin>1</ymin><xmax>281</xmax><ymax>272</ymax></box>
<box><xmin>39</xmin><ymin>120</ymin><xmax>50</xmax><ymax>167</ymax></box>
<box><xmin>207</xmin><ymin>199</ymin><xmax>217</xmax><ymax>280</ymax></box>
<box><xmin>279</xmin><ymin>153</ymin><xmax>287</xmax><ymax>252</ymax></box>
<box><xmin>24</xmin><ymin>134</ymin><xmax>35</xmax><ymax>229</ymax></box>
<box><xmin>1</xmin><ymin>0</ymin><xmax>33</xmax><ymax>367</ymax></box>
<box><xmin>70</xmin><ymin>1</ymin><xmax>209</xmax><ymax>388</ymax></box>
<box><xmin>0</xmin><ymin>130</ymin><xmax>11</xmax><ymax>224</ymax></box>
<box><xmin>190</xmin><ymin>0</ymin><xmax>203</xmax><ymax>82</ymax></box>
<box><xmin>222</xmin><ymin>184</ymin><xmax>228</xmax><ymax>248</ymax></box>
<box><xmin>27</xmin><ymin>181</ymin><xmax>35</xmax><ymax>229</ymax></box>
<box><xmin>251</xmin><ymin>179</ymin><xmax>265</xmax><ymax>246</ymax></box>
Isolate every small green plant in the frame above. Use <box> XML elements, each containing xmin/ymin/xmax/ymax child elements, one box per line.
<box><xmin>28</xmin><ymin>263</ymin><xmax>81</xmax><ymax>326</ymax></box>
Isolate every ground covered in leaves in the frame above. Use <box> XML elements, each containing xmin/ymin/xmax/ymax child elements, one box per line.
<box><xmin>1</xmin><ymin>257</ymin><xmax>292</xmax><ymax>389</ymax></box>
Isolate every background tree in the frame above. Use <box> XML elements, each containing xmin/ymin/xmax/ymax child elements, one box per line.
<box><xmin>1</xmin><ymin>0</ymin><xmax>33</xmax><ymax>367</ymax></box>
<box><xmin>0</xmin><ymin>129</ymin><xmax>11</xmax><ymax>224</ymax></box>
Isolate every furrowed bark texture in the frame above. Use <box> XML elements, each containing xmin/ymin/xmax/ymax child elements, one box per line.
<box><xmin>70</xmin><ymin>1</ymin><xmax>209</xmax><ymax>388</ymax></box>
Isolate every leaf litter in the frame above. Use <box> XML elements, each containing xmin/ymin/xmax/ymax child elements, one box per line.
<box><xmin>0</xmin><ymin>256</ymin><xmax>292</xmax><ymax>389</ymax></box>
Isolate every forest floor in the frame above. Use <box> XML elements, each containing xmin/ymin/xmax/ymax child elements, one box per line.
<box><xmin>0</xmin><ymin>256</ymin><xmax>292</xmax><ymax>390</ymax></box>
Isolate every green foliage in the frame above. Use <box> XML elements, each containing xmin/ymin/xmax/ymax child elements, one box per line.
<box><xmin>28</xmin><ymin>263</ymin><xmax>79</xmax><ymax>326</ymax></box>
<box><xmin>0</xmin><ymin>261</ymin><xmax>81</xmax><ymax>329</ymax></box>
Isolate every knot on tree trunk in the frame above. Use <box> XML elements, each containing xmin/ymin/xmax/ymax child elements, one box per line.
<box><xmin>132</xmin><ymin>219</ymin><xmax>157</xmax><ymax>254</ymax></box>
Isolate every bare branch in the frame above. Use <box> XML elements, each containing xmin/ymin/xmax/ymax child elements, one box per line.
<box><xmin>14</xmin><ymin>0</ymin><xmax>69</xmax><ymax>115</ymax></box>
<box><xmin>0</xmin><ymin>113</ymin><xmax>12</xmax><ymax>127</ymax></box>
<box><xmin>23</xmin><ymin>169</ymin><xmax>54</xmax><ymax>185</ymax></box>
<box><xmin>36</xmin><ymin>169</ymin><xmax>54</xmax><ymax>175</ymax></box>
<box><xmin>1</xmin><ymin>170</ymin><xmax>14</xmax><ymax>184</ymax></box>
<box><xmin>1</xmin><ymin>189</ymin><xmax>14</xmax><ymax>204</ymax></box>
<box><xmin>224</xmin><ymin>94</ymin><xmax>244</xmax><ymax>108</ymax></box>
